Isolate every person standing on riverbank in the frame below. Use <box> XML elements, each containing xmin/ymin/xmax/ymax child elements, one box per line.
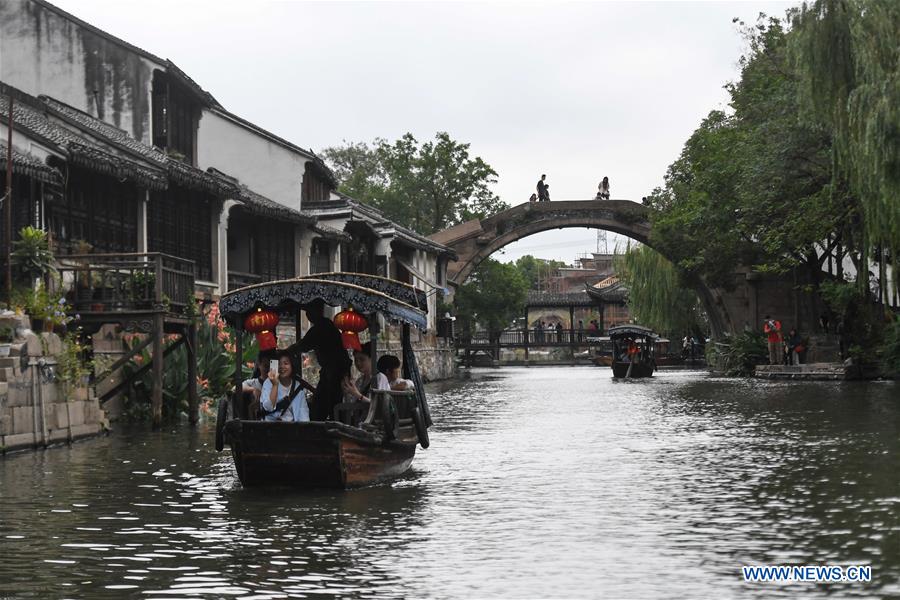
<box><xmin>763</xmin><ymin>316</ymin><xmax>782</xmax><ymax>365</ymax></box>
<box><xmin>786</xmin><ymin>328</ymin><xmax>803</xmax><ymax>365</ymax></box>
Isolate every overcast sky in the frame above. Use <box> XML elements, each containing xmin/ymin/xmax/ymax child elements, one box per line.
<box><xmin>54</xmin><ymin>0</ymin><xmax>796</xmax><ymax>264</ymax></box>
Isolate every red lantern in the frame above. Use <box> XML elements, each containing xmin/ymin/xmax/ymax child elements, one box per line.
<box><xmin>333</xmin><ymin>307</ymin><xmax>368</xmax><ymax>351</ymax></box>
<box><xmin>244</xmin><ymin>308</ymin><xmax>280</xmax><ymax>351</ymax></box>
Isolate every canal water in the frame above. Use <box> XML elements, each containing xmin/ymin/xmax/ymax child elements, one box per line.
<box><xmin>0</xmin><ymin>368</ymin><xmax>898</xmax><ymax>598</ymax></box>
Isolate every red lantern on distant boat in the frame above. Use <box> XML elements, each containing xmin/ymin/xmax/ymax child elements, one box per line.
<box><xmin>334</xmin><ymin>306</ymin><xmax>368</xmax><ymax>351</ymax></box>
<box><xmin>244</xmin><ymin>308</ymin><xmax>279</xmax><ymax>351</ymax></box>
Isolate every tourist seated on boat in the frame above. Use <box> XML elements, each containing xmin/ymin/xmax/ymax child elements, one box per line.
<box><xmin>375</xmin><ymin>354</ymin><xmax>415</xmax><ymax>391</ymax></box>
<box><xmin>241</xmin><ymin>349</ymin><xmax>276</xmax><ymax>419</ymax></box>
<box><xmin>342</xmin><ymin>342</ymin><xmax>375</xmax><ymax>403</ymax></box>
<box><xmin>260</xmin><ymin>351</ymin><xmax>309</xmax><ymax>422</ymax></box>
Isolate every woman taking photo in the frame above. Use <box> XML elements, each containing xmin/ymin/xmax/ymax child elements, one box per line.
<box><xmin>260</xmin><ymin>351</ymin><xmax>309</xmax><ymax>422</ymax></box>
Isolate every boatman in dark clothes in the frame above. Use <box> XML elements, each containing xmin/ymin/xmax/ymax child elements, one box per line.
<box><xmin>287</xmin><ymin>298</ymin><xmax>352</xmax><ymax>421</ymax></box>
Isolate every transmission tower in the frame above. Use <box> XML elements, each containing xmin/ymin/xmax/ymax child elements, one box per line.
<box><xmin>596</xmin><ymin>230</ymin><xmax>608</xmax><ymax>254</ymax></box>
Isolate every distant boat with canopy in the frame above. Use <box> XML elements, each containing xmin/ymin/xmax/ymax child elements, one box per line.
<box><xmin>607</xmin><ymin>324</ymin><xmax>658</xmax><ymax>378</ymax></box>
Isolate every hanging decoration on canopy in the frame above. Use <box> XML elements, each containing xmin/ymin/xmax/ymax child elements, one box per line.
<box><xmin>244</xmin><ymin>308</ymin><xmax>279</xmax><ymax>351</ymax></box>
<box><xmin>334</xmin><ymin>306</ymin><xmax>368</xmax><ymax>351</ymax></box>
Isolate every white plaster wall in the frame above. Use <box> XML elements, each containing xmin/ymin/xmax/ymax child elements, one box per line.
<box><xmin>197</xmin><ymin>110</ymin><xmax>308</xmax><ymax>210</ymax></box>
<box><xmin>0</xmin><ymin>0</ymin><xmax>160</xmax><ymax>144</ymax></box>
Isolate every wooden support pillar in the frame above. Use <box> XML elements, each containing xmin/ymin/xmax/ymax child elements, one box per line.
<box><xmin>151</xmin><ymin>312</ymin><xmax>164</xmax><ymax>429</ymax></box>
<box><xmin>186</xmin><ymin>322</ymin><xmax>199</xmax><ymax>426</ymax></box>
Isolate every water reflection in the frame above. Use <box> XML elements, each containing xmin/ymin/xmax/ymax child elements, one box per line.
<box><xmin>0</xmin><ymin>368</ymin><xmax>897</xmax><ymax>598</ymax></box>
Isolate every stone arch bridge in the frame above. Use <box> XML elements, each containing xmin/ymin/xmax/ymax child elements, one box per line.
<box><xmin>429</xmin><ymin>200</ymin><xmax>826</xmax><ymax>340</ymax></box>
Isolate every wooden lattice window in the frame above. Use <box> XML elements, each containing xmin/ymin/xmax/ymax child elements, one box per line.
<box><xmin>255</xmin><ymin>220</ymin><xmax>295</xmax><ymax>281</ymax></box>
<box><xmin>301</xmin><ymin>162</ymin><xmax>331</xmax><ymax>203</ymax></box>
<box><xmin>45</xmin><ymin>168</ymin><xmax>138</xmax><ymax>254</ymax></box>
<box><xmin>151</xmin><ymin>71</ymin><xmax>197</xmax><ymax>164</ymax></box>
<box><xmin>148</xmin><ymin>186</ymin><xmax>214</xmax><ymax>281</ymax></box>
<box><xmin>310</xmin><ymin>238</ymin><xmax>331</xmax><ymax>274</ymax></box>
<box><xmin>0</xmin><ymin>172</ymin><xmax>44</xmax><ymax>254</ymax></box>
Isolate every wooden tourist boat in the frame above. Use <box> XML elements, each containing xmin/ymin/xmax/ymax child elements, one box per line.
<box><xmin>608</xmin><ymin>324</ymin><xmax>658</xmax><ymax>378</ymax></box>
<box><xmin>215</xmin><ymin>274</ymin><xmax>433</xmax><ymax>489</ymax></box>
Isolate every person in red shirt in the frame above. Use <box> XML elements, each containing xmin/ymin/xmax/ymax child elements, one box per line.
<box><xmin>763</xmin><ymin>315</ymin><xmax>783</xmax><ymax>365</ymax></box>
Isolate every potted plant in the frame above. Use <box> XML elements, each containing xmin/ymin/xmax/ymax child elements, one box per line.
<box><xmin>11</xmin><ymin>226</ymin><xmax>54</xmax><ymax>284</ymax></box>
<box><xmin>16</xmin><ymin>284</ymin><xmax>50</xmax><ymax>332</ymax></box>
<box><xmin>0</xmin><ymin>325</ymin><xmax>14</xmax><ymax>357</ymax></box>
<box><xmin>125</xmin><ymin>270</ymin><xmax>156</xmax><ymax>309</ymax></box>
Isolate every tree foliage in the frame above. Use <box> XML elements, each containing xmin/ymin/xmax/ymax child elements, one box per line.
<box><xmin>514</xmin><ymin>255</ymin><xmax>568</xmax><ymax>291</ymax></box>
<box><xmin>454</xmin><ymin>258</ymin><xmax>527</xmax><ymax>334</ymax></box>
<box><xmin>615</xmin><ymin>244</ymin><xmax>706</xmax><ymax>337</ymax></box>
<box><xmin>322</xmin><ymin>132</ymin><xmax>509</xmax><ymax>235</ymax></box>
<box><xmin>650</xmin><ymin>4</ymin><xmax>899</xmax><ymax>307</ymax></box>
<box><xmin>791</xmin><ymin>0</ymin><xmax>900</xmax><ymax>296</ymax></box>
<box><xmin>648</xmin><ymin>15</ymin><xmax>843</xmax><ymax>289</ymax></box>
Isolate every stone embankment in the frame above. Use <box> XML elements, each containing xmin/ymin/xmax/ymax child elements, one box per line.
<box><xmin>0</xmin><ymin>314</ymin><xmax>107</xmax><ymax>454</ymax></box>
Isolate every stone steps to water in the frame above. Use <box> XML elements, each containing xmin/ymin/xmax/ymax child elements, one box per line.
<box><xmin>754</xmin><ymin>362</ymin><xmax>850</xmax><ymax>380</ymax></box>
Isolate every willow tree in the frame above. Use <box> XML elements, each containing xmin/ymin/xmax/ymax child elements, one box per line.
<box><xmin>615</xmin><ymin>244</ymin><xmax>706</xmax><ymax>337</ymax></box>
<box><xmin>792</xmin><ymin>0</ymin><xmax>900</xmax><ymax>300</ymax></box>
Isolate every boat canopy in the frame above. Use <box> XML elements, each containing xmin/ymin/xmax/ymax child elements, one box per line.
<box><xmin>607</xmin><ymin>325</ymin><xmax>659</xmax><ymax>340</ymax></box>
<box><xmin>297</xmin><ymin>272</ymin><xmax>428</xmax><ymax>313</ymax></box>
<box><xmin>219</xmin><ymin>277</ymin><xmax>428</xmax><ymax>330</ymax></box>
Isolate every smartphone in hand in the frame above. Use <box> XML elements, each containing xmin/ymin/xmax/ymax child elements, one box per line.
<box><xmin>270</xmin><ymin>359</ymin><xmax>279</xmax><ymax>375</ymax></box>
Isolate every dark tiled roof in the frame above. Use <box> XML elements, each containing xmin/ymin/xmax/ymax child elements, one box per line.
<box><xmin>0</xmin><ymin>143</ymin><xmax>62</xmax><ymax>184</ymax></box>
<box><xmin>312</xmin><ymin>224</ymin><xmax>352</xmax><ymax>242</ymax></box>
<box><xmin>164</xmin><ymin>61</ymin><xmax>223</xmax><ymax>110</ymax></box>
<box><xmin>526</xmin><ymin>290</ymin><xmax>599</xmax><ymax>308</ymax></box>
<box><xmin>0</xmin><ymin>90</ymin><xmax>167</xmax><ymax>190</ymax></box>
<box><xmin>41</xmin><ymin>96</ymin><xmax>168</xmax><ymax>165</ymax></box>
<box><xmin>1</xmin><ymin>86</ymin><xmax>242</xmax><ymax>197</ymax></box>
<box><xmin>168</xmin><ymin>160</ymin><xmax>239</xmax><ymax>197</ymax></box>
<box><xmin>67</xmin><ymin>142</ymin><xmax>167</xmax><ymax>191</ymax></box>
<box><xmin>305</xmin><ymin>192</ymin><xmax>456</xmax><ymax>257</ymax></box>
<box><xmin>237</xmin><ymin>186</ymin><xmax>313</xmax><ymax>225</ymax></box>
<box><xmin>585</xmin><ymin>281</ymin><xmax>628</xmax><ymax>303</ymax></box>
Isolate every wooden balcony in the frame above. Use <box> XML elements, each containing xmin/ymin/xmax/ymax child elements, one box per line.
<box><xmin>56</xmin><ymin>252</ymin><xmax>195</xmax><ymax>320</ymax></box>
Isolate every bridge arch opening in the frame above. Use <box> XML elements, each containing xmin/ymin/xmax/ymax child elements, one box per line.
<box><xmin>430</xmin><ymin>200</ymin><xmax>730</xmax><ymax>338</ymax></box>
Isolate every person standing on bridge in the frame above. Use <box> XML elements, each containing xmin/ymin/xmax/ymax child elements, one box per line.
<box><xmin>537</xmin><ymin>174</ymin><xmax>550</xmax><ymax>202</ymax></box>
<box><xmin>597</xmin><ymin>176</ymin><xmax>611</xmax><ymax>200</ymax></box>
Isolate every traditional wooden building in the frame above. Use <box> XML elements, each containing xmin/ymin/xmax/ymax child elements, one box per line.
<box><xmin>0</xmin><ymin>0</ymin><xmax>457</xmax><ymax>393</ymax></box>
<box><xmin>302</xmin><ymin>194</ymin><xmax>456</xmax><ymax>332</ymax></box>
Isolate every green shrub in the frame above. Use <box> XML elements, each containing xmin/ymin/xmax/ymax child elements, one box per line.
<box><xmin>879</xmin><ymin>316</ymin><xmax>900</xmax><ymax>375</ymax></box>
<box><xmin>11</xmin><ymin>226</ymin><xmax>53</xmax><ymax>283</ymax></box>
<box><xmin>120</xmin><ymin>306</ymin><xmax>257</xmax><ymax>422</ymax></box>
<box><xmin>711</xmin><ymin>331</ymin><xmax>767</xmax><ymax>376</ymax></box>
